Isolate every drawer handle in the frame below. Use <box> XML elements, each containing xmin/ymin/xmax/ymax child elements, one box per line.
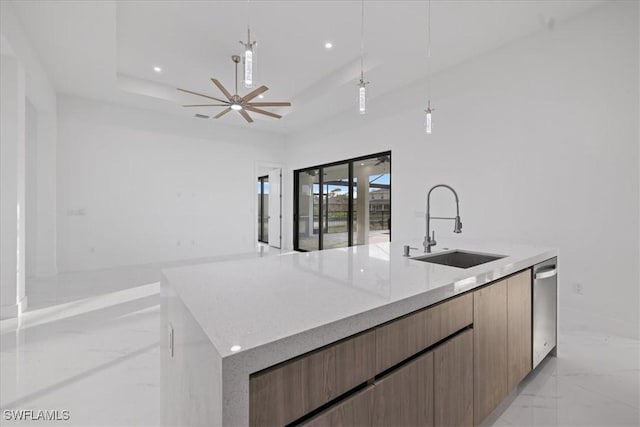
<box><xmin>535</xmin><ymin>267</ymin><xmax>557</xmax><ymax>280</ymax></box>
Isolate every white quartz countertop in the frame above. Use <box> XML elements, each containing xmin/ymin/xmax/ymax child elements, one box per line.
<box><xmin>162</xmin><ymin>239</ymin><xmax>556</xmax><ymax>364</ymax></box>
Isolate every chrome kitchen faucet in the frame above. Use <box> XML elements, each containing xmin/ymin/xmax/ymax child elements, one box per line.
<box><xmin>424</xmin><ymin>184</ymin><xmax>462</xmax><ymax>253</ymax></box>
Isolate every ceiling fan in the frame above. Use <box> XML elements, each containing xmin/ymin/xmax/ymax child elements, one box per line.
<box><xmin>177</xmin><ymin>55</ymin><xmax>291</xmax><ymax>123</ymax></box>
<box><xmin>375</xmin><ymin>155</ymin><xmax>391</xmax><ymax>165</ymax></box>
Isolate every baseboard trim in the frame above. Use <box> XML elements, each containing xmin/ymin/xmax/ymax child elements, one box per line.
<box><xmin>0</xmin><ymin>295</ymin><xmax>28</xmax><ymax>319</ymax></box>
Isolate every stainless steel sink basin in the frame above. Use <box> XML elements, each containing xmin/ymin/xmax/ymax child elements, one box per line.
<box><xmin>411</xmin><ymin>250</ymin><xmax>506</xmax><ymax>269</ymax></box>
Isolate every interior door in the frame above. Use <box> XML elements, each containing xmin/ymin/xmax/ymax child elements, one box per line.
<box><xmin>268</xmin><ymin>168</ymin><xmax>281</xmax><ymax>248</ymax></box>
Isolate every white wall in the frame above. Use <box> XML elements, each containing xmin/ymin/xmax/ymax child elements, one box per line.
<box><xmin>0</xmin><ymin>54</ymin><xmax>26</xmax><ymax>318</ymax></box>
<box><xmin>25</xmin><ymin>100</ymin><xmax>37</xmax><ymax>277</ymax></box>
<box><xmin>57</xmin><ymin>96</ymin><xmax>285</xmax><ymax>272</ymax></box>
<box><xmin>284</xmin><ymin>2</ymin><xmax>639</xmax><ymax>339</ymax></box>
<box><xmin>1</xmin><ymin>0</ymin><xmax>58</xmax><ymax>279</ymax></box>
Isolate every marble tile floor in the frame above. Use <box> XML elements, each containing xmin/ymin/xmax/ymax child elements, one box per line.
<box><xmin>1</xmin><ymin>254</ymin><xmax>638</xmax><ymax>426</ymax></box>
<box><xmin>485</xmin><ymin>331</ymin><xmax>639</xmax><ymax>427</ymax></box>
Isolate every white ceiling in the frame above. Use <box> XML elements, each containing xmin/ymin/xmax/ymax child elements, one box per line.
<box><xmin>8</xmin><ymin>0</ymin><xmax>602</xmax><ymax>134</ymax></box>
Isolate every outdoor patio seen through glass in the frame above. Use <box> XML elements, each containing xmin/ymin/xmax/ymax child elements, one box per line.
<box><xmin>294</xmin><ymin>152</ymin><xmax>391</xmax><ymax>251</ymax></box>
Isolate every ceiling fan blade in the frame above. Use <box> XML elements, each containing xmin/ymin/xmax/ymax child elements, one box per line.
<box><xmin>244</xmin><ymin>106</ymin><xmax>282</xmax><ymax>119</ymax></box>
<box><xmin>242</xmin><ymin>85</ymin><xmax>268</xmax><ymax>102</ymax></box>
<box><xmin>211</xmin><ymin>78</ymin><xmax>233</xmax><ymax>101</ymax></box>
<box><xmin>177</xmin><ymin>88</ymin><xmax>228</xmax><ymax>103</ymax></box>
<box><xmin>246</xmin><ymin>102</ymin><xmax>291</xmax><ymax>107</ymax></box>
<box><xmin>239</xmin><ymin>109</ymin><xmax>254</xmax><ymax>123</ymax></box>
<box><xmin>183</xmin><ymin>104</ymin><xmax>229</xmax><ymax>107</ymax></box>
<box><xmin>213</xmin><ymin>108</ymin><xmax>232</xmax><ymax>119</ymax></box>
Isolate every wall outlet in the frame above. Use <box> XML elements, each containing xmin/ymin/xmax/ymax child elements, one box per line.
<box><xmin>574</xmin><ymin>283</ymin><xmax>583</xmax><ymax>295</ymax></box>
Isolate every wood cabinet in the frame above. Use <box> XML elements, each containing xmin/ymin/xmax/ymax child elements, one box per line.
<box><xmin>249</xmin><ymin>330</ymin><xmax>376</xmax><ymax>426</ymax></box>
<box><xmin>436</xmin><ymin>293</ymin><xmax>473</xmax><ymax>343</ymax></box>
<box><xmin>373</xmin><ymin>351</ymin><xmax>434</xmax><ymax>427</ymax></box>
<box><xmin>434</xmin><ymin>329</ymin><xmax>473</xmax><ymax>427</ymax></box>
<box><xmin>473</xmin><ymin>278</ymin><xmax>508</xmax><ymax>426</ymax></box>
<box><xmin>252</xmin><ymin>268</ymin><xmax>535</xmax><ymax>427</ymax></box>
<box><xmin>473</xmin><ymin>269</ymin><xmax>533</xmax><ymax>425</ymax></box>
<box><xmin>376</xmin><ymin>292</ymin><xmax>472</xmax><ymax>373</ymax></box>
<box><xmin>507</xmin><ymin>269</ymin><xmax>532</xmax><ymax>391</ymax></box>
<box><xmin>300</xmin><ymin>386</ymin><xmax>374</xmax><ymax>427</ymax></box>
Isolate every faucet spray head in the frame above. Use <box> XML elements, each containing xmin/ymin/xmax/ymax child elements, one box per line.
<box><xmin>454</xmin><ymin>216</ymin><xmax>462</xmax><ymax>233</ymax></box>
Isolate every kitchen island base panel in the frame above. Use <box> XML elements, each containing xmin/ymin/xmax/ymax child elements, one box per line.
<box><xmin>160</xmin><ymin>278</ymin><xmax>223</xmax><ymax>426</ymax></box>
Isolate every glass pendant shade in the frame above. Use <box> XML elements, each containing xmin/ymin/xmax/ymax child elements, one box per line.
<box><xmin>425</xmin><ymin>105</ymin><xmax>433</xmax><ymax>134</ymax></box>
<box><xmin>243</xmin><ymin>45</ymin><xmax>254</xmax><ymax>88</ymax></box>
<box><xmin>241</xmin><ymin>27</ymin><xmax>256</xmax><ymax>89</ymax></box>
<box><xmin>359</xmin><ymin>84</ymin><xmax>366</xmax><ymax>114</ymax></box>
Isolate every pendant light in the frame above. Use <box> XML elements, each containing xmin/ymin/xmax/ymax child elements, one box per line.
<box><xmin>424</xmin><ymin>0</ymin><xmax>434</xmax><ymax>134</ymax></box>
<box><xmin>240</xmin><ymin>0</ymin><xmax>257</xmax><ymax>89</ymax></box>
<box><xmin>358</xmin><ymin>0</ymin><xmax>369</xmax><ymax>114</ymax></box>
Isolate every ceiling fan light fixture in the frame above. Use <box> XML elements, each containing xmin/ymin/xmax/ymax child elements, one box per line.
<box><xmin>177</xmin><ymin>55</ymin><xmax>290</xmax><ymax>124</ymax></box>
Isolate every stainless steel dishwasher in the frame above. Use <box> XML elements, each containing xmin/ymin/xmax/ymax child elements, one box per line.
<box><xmin>533</xmin><ymin>257</ymin><xmax>558</xmax><ymax>368</ymax></box>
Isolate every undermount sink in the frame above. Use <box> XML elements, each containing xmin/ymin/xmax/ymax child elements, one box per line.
<box><xmin>411</xmin><ymin>250</ymin><xmax>506</xmax><ymax>269</ymax></box>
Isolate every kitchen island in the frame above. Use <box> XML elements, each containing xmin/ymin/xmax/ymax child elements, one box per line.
<box><xmin>160</xmin><ymin>239</ymin><xmax>557</xmax><ymax>426</ymax></box>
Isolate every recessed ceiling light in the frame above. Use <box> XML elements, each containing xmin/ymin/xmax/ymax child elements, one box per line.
<box><xmin>230</xmin><ymin>345</ymin><xmax>242</xmax><ymax>352</ymax></box>
<box><xmin>324</xmin><ymin>42</ymin><xmax>333</xmax><ymax>49</ymax></box>
<box><xmin>258</xmin><ymin>94</ymin><xmax>264</xmax><ymax>99</ymax></box>
<box><xmin>153</xmin><ymin>66</ymin><xmax>162</xmax><ymax>73</ymax></box>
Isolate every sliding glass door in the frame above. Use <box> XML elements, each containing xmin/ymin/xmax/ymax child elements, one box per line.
<box><xmin>294</xmin><ymin>152</ymin><xmax>391</xmax><ymax>252</ymax></box>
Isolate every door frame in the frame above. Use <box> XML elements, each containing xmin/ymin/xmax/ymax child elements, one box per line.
<box><xmin>257</xmin><ymin>175</ymin><xmax>269</xmax><ymax>244</ymax></box>
<box><xmin>255</xmin><ymin>161</ymin><xmax>284</xmax><ymax>247</ymax></box>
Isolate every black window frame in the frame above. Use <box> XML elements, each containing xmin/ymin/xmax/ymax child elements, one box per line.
<box><xmin>293</xmin><ymin>151</ymin><xmax>391</xmax><ymax>252</ymax></box>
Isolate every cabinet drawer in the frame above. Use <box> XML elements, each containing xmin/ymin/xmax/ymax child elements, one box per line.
<box><xmin>376</xmin><ymin>293</ymin><xmax>473</xmax><ymax>373</ymax></box>
<box><xmin>436</xmin><ymin>292</ymin><xmax>473</xmax><ymax>343</ymax></box>
<box><xmin>249</xmin><ymin>330</ymin><xmax>376</xmax><ymax>426</ymax></box>
<box><xmin>373</xmin><ymin>351</ymin><xmax>434</xmax><ymax>427</ymax></box>
<box><xmin>434</xmin><ymin>329</ymin><xmax>473</xmax><ymax>427</ymax></box>
<box><xmin>299</xmin><ymin>386</ymin><xmax>374</xmax><ymax>427</ymax></box>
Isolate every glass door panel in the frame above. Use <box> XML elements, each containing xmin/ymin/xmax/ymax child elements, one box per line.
<box><xmin>297</xmin><ymin>169</ymin><xmax>320</xmax><ymax>251</ymax></box>
<box><xmin>322</xmin><ymin>164</ymin><xmax>350</xmax><ymax>249</ymax></box>
<box><xmin>353</xmin><ymin>156</ymin><xmax>391</xmax><ymax>245</ymax></box>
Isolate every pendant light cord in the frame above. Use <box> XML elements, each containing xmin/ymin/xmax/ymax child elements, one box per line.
<box><xmin>360</xmin><ymin>0</ymin><xmax>365</xmax><ymax>81</ymax></box>
<box><xmin>247</xmin><ymin>0</ymin><xmax>251</xmax><ymax>29</ymax></box>
<box><xmin>427</xmin><ymin>0</ymin><xmax>431</xmax><ymax>100</ymax></box>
